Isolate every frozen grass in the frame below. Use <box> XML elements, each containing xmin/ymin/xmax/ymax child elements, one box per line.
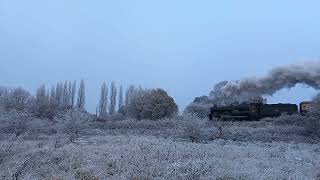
<box><xmin>0</xmin><ymin>134</ymin><xmax>319</xmax><ymax>180</ymax></box>
<box><xmin>0</xmin><ymin>110</ymin><xmax>320</xmax><ymax>179</ymax></box>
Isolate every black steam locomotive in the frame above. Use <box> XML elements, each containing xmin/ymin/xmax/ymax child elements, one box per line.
<box><xmin>209</xmin><ymin>101</ymin><xmax>312</xmax><ymax>121</ymax></box>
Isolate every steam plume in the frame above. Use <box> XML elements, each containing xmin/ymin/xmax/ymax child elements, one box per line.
<box><xmin>220</xmin><ymin>61</ymin><xmax>320</xmax><ymax>103</ymax></box>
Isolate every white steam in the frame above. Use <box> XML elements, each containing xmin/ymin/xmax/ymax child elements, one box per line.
<box><xmin>220</xmin><ymin>61</ymin><xmax>320</xmax><ymax>104</ymax></box>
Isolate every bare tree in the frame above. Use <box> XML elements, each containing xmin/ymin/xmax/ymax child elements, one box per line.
<box><xmin>62</xmin><ymin>81</ymin><xmax>69</xmax><ymax>109</ymax></box>
<box><xmin>71</xmin><ymin>81</ymin><xmax>76</xmax><ymax>108</ymax></box>
<box><xmin>109</xmin><ymin>81</ymin><xmax>117</xmax><ymax>115</ymax></box>
<box><xmin>55</xmin><ymin>82</ymin><xmax>63</xmax><ymax>109</ymax></box>
<box><xmin>3</xmin><ymin>87</ymin><xmax>31</xmax><ymax>111</ymax></box>
<box><xmin>0</xmin><ymin>86</ymin><xmax>8</xmax><ymax>97</ymax></box>
<box><xmin>49</xmin><ymin>86</ymin><xmax>56</xmax><ymax>106</ymax></box>
<box><xmin>36</xmin><ymin>85</ymin><xmax>47</xmax><ymax>105</ymax></box>
<box><xmin>98</xmin><ymin>82</ymin><xmax>108</xmax><ymax>117</ymax></box>
<box><xmin>33</xmin><ymin>85</ymin><xmax>57</xmax><ymax>119</ymax></box>
<box><xmin>125</xmin><ymin>85</ymin><xmax>135</xmax><ymax>106</ymax></box>
<box><xmin>77</xmin><ymin>80</ymin><xmax>85</xmax><ymax>110</ymax></box>
<box><xmin>45</xmin><ymin>89</ymin><xmax>50</xmax><ymax>104</ymax></box>
<box><xmin>67</xmin><ymin>81</ymin><xmax>72</xmax><ymax>109</ymax></box>
<box><xmin>0</xmin><ymin>87</ymin><xmax>8</xmax><ymax>98</ymax></box>
<box><xmin>118</xmin><ymin>85</ymin><xmax>124</xmax><ymax>112</ymax></box>
<box><xmin>125</xmin><ymin>87</ymin><xmax>129</xmax><ymax>106</ymax></box>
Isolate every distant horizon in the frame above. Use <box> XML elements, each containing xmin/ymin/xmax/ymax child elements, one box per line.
<box><xmin>0</xmin><ymin>79</ymin><xmax>317</xmax><ymax>114</ymax></box>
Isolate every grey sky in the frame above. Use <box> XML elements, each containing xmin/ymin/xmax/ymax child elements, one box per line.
<box><xmin>1</xmin><ymin>0</ymin><xmax>319</xmax><ymax>112</ymax></box>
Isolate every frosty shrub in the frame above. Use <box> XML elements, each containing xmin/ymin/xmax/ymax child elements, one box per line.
<box><xmin>184</xmin><ymin>96</ymin><xmax>214</xmax><ymax>118</ymax></box>
<box><xmin>184</xmin><ymin>102</ymin><xmax>211</xmax><ymax>118</ymax></box>
<box><xmin>124</xmin><ymin>88</ymin><xmax>178</xmax><ymax>120</ymax></box>
<box><xmin>60</xmin><ymin>122</ymin><xmax>80</xmax><ymax>143</ymax></box>
<box><xmin>0</xmin><ymin>111</ymin><xmax>30</xmax><ymax>137</ymax></box>
<box><xmin>30</xmin><ymin>100</ymin><xmax>57</xmax><ymax>120</ymax></box>
<box><xmin>108</xmin><ymin>113</ymin><xmax>126</xmax><ymax>121</ymax></box>
<box><xmin>1</xmin><ymin>88</ymin><xmax>32</xmax><ymax>111</ymax></box>
<box><xmin>28</xmin><ymin>85</ymin><xmax>57</xmax><ymax>119</ymax></box>
<box><xmin>75</xmin><ymin>171</ymin><xmax>99</xmax><ymax>180</ymax></box>
<box><xmin>57</xmin><ymin>110</ymin><xmax>93</xmax><ymax>142</ymax></box>
<box><xmin>305</xmin><ymin>101</ymin><xmax>320</xmax><ymax>137</ymax></box>
<box><xmin>179</xmin><ymin>114</ymin><xmax>209</xmax><ymax>143</ymax></box>
<box><xmin>0</xmin><ymin>135</ymin><xmax>18</xmax><ymax>164</ymax></box>
<box><xmin>9</xmin><ymin>117</ymin><xmax>28</xmax><ymax>137</ymax></box>
<box><xmin>264</xmin><ymin>114</ymin><xmax>306</xmax><ymax>126</ymax></box>
<box><xmin>108</xmin><ymin>118</ymin><xmax>176</xmax><ymax>130</ymax></box>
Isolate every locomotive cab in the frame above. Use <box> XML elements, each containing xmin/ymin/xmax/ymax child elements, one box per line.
<box><xmin>300</xmin><ymin>101</ymin><xmax>312</xmax><ymax>116</ymax></box>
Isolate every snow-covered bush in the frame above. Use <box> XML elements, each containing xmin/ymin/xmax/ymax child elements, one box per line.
<box><xmin>184</xmin><ymin>102</ymin><xmax>211</xmax><ymax>118</ymax></box>
<box><xmin>75</xmin><ymin>171</ymin><xmax>99</xmax><ymax>180</ymax></box>
<box><xmin>30</xmin><ymin>100</ymin><xmax>57</xmax><ymax>120</ymax></box>
<box><xmin>262</xmin><ymin>114</ymin><xmax>305</xmax><ymax>126</ymax></box>
<box><xmin>184</xmin><ymin>96</ymin><xmax>213</xmax><ymax>118</ymax></box>
<box><xmin>95</xmin><ymin>118</ymin><xmax>177</xmax><ymax>134</ymax></box>
<box><xmin>124</xmin><ymin>88</ymin><xmax>178</xmax><ymax>120</ymax></box>
<box><xmin>0</xmin><ymin>111</ymin><xmax>30</xmax><ymax>137</ymax></box>
<box><xmin>0</xmin><ymin>134</ymin><xmax>19</xmax><ymax>164</ymax></box>
<box><xmin>1</xmin><ymin>134</ymin><xmax>319</xmax><ymax>179</ymax></box>
<box><xmin>1</xmin><ymin>87</ymin><xmax>32</xmax><ymax>111</ymax></box>
<box><xmin>301</xmin><ymin>93</ymin><xmax>320</xmax><ymax>138</ymax></box>
<box><xmin>305</xmin><ymin>101</ymin><xmax>320</xmax><ymax>137</ymax></box>
<box><xmin>0</xmin><ymin>86</ymin><xmax>57</xmax><ymax>119</ymax></box>
<box><xmin>28</xmin><ymin>85</ymin><xmax>57</xmax><ymax>119</ymax></box>
<box><xmin>0</xmin><ymin>87</ymin><xmax>9</xmax><ymax>109</ymax></box>
<box><xmin>57</xmin><ymin>111</ymin><xmax>88</xmax><ymax>142</ymax></box>
<box><xmin>179</xmin><ymin>114</ymin><xmax>212</xmax><ymax>143</ymax></box>
<box><xmin>108</xmin><ymin>113</ymin><xmax>126</xmax><ymax>121</ymax></box>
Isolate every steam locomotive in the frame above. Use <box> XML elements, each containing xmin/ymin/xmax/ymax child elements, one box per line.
<box><xmin>209</xmin><ymin>101</ymin><xmax>312</xmax><ymax>121</ymax></box>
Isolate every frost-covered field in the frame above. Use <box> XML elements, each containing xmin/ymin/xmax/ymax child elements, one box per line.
<box><xmin>1</xmin><ymin>110</ymin><xmax>320</xmax><ymax>180</ymax></box>
<box><xmin>1</xmin><ymin>134</ymin><xmax>320</xmax><ymax>180</ymax></box>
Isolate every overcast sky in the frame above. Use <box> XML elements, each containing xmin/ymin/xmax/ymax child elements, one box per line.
<box><xmin>1</xmin><ymin>0</ymin><xmax>319</xmax><ymax>112</ymax></box>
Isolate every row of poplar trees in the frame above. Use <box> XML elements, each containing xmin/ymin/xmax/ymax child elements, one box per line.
<box><xmin>97</xmin><ymin>82</ymin><xmax>144</xmax><ymax>117</ymax></box>
<box><xmin>35</xmin><ymin>80</ymin><xmax>143</xmax><ymax>117</ymax></box>
<box><xmin>35</xmin><ymin>80</ymin><xmax>86</xmax><ymax>112</ymax></box>
<box><xmin>97</xmin><ymin>81</ymin><xmax>123</xmax><ymax>117</ymax></box>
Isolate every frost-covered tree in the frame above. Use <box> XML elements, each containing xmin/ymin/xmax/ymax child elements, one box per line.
<box><xmin>3</xmin><ymin>87</ymin><xmax>31</xmax><ymax>111</ymax></box>
<box><xmin>45</xmin><ymin>89</ymin><xmax>50</xmax><ymax>104</ymax></box>
<box><xmin>125</xmin><ymin>85</ymin><xmax>135</xmax><ymax>106</ymax></box>
<box><xmin>0</xmin><ymin>87</ymin><xmax>9</xmax><ymax>107</ymax></box>
<box><xmin>77</xmin><ymin>80</ymin><xmax>85</xmax><ymax>110</ymax></box>
<box><xmin>67</xmin><ymin>81</ymin><xmax>72</xmax><ymax>108</ymax></box>
<box><xmin>71</xmin><ymin>81</ymin><xmax>76</xmax><ymax>108</ymax></box>
<box><xmin>124</xmin><ymin>88</ymin><xmax>178</xmax><ymax>120</ymax></box>
<box><xmin>63</xmin><ymin>81</ymin><xmax>69</xmax><ymax>109</ymax></box>
<box><xmin>109</xmin><ymin>81</ymin><xmax>117</xmax><ymax>115</ymax></box>
<box><xmin>49</xmin><ymin>86</ymin><xmax>56</xmax><ymax>106</ymax></box>
<box><xmin>52</xmin><ymin>80</ymin><xmax>76</xmax><ymax>110</ymax></box>
<box><xmin>98</xmin><ymin>82</ymin><xmax>108</xmax><ymax>117</ymax></box>
<box><xmin>118</xmin><ymin>85</ymin><xmax>124</xmax><ymax>112</ymax></box>
<box><xmin>55</xmin><ymin>82</ymin><xmax>64</xmax><ymax>109</ymax></box>
<box><xmin>36</xmin><ymin>85</ymin><xmax>47</xmax><ymax>105</ymax></box>
<box><xmin>305</xmin><ymin>93</ymin><xmax>320</xmax><ymax>137</ymax></box>
<box><xmin>184</xmin><ymin>96</ymin><xmax>214</xmax><ymax>118</ymax></box>
<box><xmin>0</xmin><ymin>86</ymin><xmax>8</xmax><ymax>97</ymax></box>
<box><xmin>32</xmin><ymin>85</ymin><xmax>57</xmax><ymax>119</ymax></box>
